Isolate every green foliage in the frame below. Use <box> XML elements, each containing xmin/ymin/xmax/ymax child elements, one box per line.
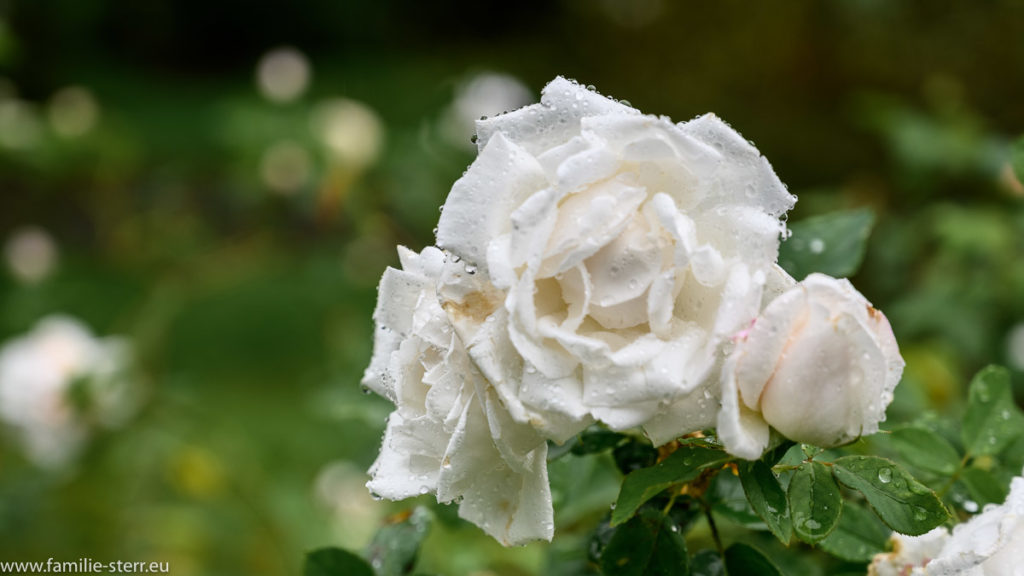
<box><xmin>365</xmin><ymin>507</ymin><xmax>433</xmax><ymax>576</ymax></box>
<box><xmin>688</xmin><ymin>550</ymin><xmax>725</xmax><ymax>576</ymax></box>
<box><xmin>831</xmin><ymin>456</ymin><xmax>948</xmax><ymax>535</ymax></box>
<box><xmin>960</xmin><ymin>466</ymin><xmax>1009</xmax><ymax>507</ymax></box>
<box><xmin>304</xmin><ymin>548</ymin><xmax>374</xmax><ymax>576</ymax></box>
<box><xmin>572</xmin><ymin>428</ymin><xmax>630</xmax><ymax>456</ymax></box>
<box><xmin>962</xmin><ymin>366</ymin><xmax>1024</xmax><ymax>458</ymax></box>
<box><xmin>611</xmin><ymin>443</ymin><xmax>730</xmax><ymax>526</ymax></box>
<box><xmin>886</xmin><ymin>426</ymin><xmax>960</xmax><ymax>476</ymax></box>
<box><xmin>778</xmin><ymin>208</ymin><xmax>875</xmax><ymax>280</ymax></box>
<box><xmin>600</xmin><ymin>509</ymin><xmax>689</xmax><ymax>576</ymax></box>
<box><xmin>788</xmin><ymin>461</ymin><xmax>842</xmax><ymax>544</ymax></box>
<box><xmin>723</xmin><ymin>543</ymin><xmax>783</xmax><ymax>576</ymax></box>
<box><xmin>739</xmin><ymin>460</ymin><xmax>792</xmax><ymax>544</ymax></box>
<box><xmin>818</xmin><ymin>502</ymin><xmax>890</xmax><ymax>563</ymax></box>
<box><xmin>1012</xmin><ymin>135</ymin><xmax>1024</xmax><ymax>183</ymax></box>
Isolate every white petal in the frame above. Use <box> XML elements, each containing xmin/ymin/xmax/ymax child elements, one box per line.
<box><xmin>717</xmin><ymin>356</ymin><xmax>771</xmax><ymax>459</ymax></box>
<box><xmin>366</xmin><ymin>411</ymin><xmax>445</xmax><ymax>499</ymax></box>
<box><xmin>732</xmin><ymin>284</ymin><xmax>808</xmax><ymax>411</ymax></box>
<box><xmin>519</xmin><ymin>368</ymin><xmax>593</xmax><ymax>443</ymax></box>
<box><xmin>679</xmin><ymin>113</ymin><xmax>795</xmax><ymax>218</ymax></box>
<box><xmin>475</xmin><ymin>76</ymin><xmax>638</xmax><ymax>156</ymax></box>
<box><xmin>644</xmin><ymin>379</ymin><xmax>719</xmax><ymax>446</ymax></box>
<box><xmin>437</xmin><ymin>395</ymin><xmax>553</xmax><ymax>545</ymax></box>
<box><xmin>436</xmin><ymin>132</ymin><xmax>548</xmax><ymax>270</ymax></box>
<box><xmin>362</xmin><ymin>266</ymin><xmax>432</xmax><ymax>400</ymax></box>
<box><xmin>759</xmin><ymin>300</ymin><xmax>887</xmax><ymax>447</ymax></box>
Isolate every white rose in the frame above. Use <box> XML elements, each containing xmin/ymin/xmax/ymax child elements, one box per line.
<box><xmin>718</xmin><ymin>273</ymin><xmax>905</xmax><ymax>459</ymax></box>
<box><xmin>434</xmin><ymin>77</ymin><xmax>795</xmax><ymax>445</ymax></box>
<box><xmin>869</xmin><ymin>473</ymin><xmax>1024</xmax><ymax>576</ymax></box>
<box><xmin>0</xmin><ymin>315</ymin><xmax>132</xmax><ymax>468</ymax></box>
<box><xmin>362</xmin><ymin>246</ymin><xmax>553</xmax><ymax>546</ymax></box>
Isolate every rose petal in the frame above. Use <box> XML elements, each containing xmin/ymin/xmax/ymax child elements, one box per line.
<box><xmin>362</xmin><ymin>265</ymin><xmax>434</xmax><ymax>401</ymax></box>
<box><xmin>679</xmin><ymin>113</ymin><xmax>795</xmax><ymax>218</ymax></box>
<box><xmin>645</xmin><ymin>379</ymin><xmax>720</xmax><ymax>446</ymax></box>
<box><xmin>437</xmin><ymin>395</ymin><xmax>553</xmax><ymax>545</ymax></box>
<box><xmin>716</xmin><ymin>357</ymin><xmax>771</xmax><ymax>459</ymax></box>
<box><xmin>366</xmin><ymin>411</ymin><xmax>446</xmax><ymax>499</ymax></box>
<box><xmin>436</xmin><ymin>132</ymin><xmax>548</xmax><ymax>270</ymax></box>
<box><xmin>475</xmin><ymin>76</ymin><xmax>639</xmax><ymax>156</ymax></box>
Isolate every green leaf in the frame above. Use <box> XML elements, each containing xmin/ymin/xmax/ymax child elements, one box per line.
<box><xmin>832</xmin><ymin>456</ymin><xmax>949</xmax><ymax>535</ymax></box>
<box><xmin>788</xmin><ymin>461</ymin><xmax>842</xmax><ymax>544</ymax></box>
<box><xmin>364</xmin><ymin>507</ymin><xmax>433</xmax><ymax>576</ymax></box>
<box><xmin>739</xmin><ymin>460</ymin><xmax>792</xmax><ymax>544</ymax></box>
<box><xmin>887</xmin><ymin>426</ymin><xmax>961</xmax><ymax>476</ymax></box>
<box><xmin>600</xmin><ymin>509</ymin><xmax>689</xmax><ymax>576</ymax></box>
<box><xmin>962</xmin><ymin>366</ymin><xmax>1024</xmax><ymax>458</ymax></box>
<box><xmin>304</xmin><ymin>548</ymin><xmax>374</xmax><ymax>576</ymax></box>
<box><xmin>960</xmin><ymin>466</ymin><xmax>1009</xmax><ymax>507</ymax></box>
<box><xmin>709</xmin><ymin>471</ymin><xmax>763</xmax><ymax>528</ymax></box>
<box><xmin>723</xmin><ymin>543</ymin><xmax>783</xmax><ymax>576</ymax></box>
<box><xmin>689</xmin><ymin>550</ymin><xmax>725</xmax><ymax>576</ymax></box>
<box><xmin>612</xmin><ymin>438</ymin><xmax>660</xmax><ymax>475</ymax></box>
<box><xmin>819</xmin><ymin>502</ymin><xmax>891</xmax><ymax>562</ymax></box>
<box><xmin>1012</xmin><ymin>135</ymin><xmax>1024</xmax><ymax>183</ymax></box>
<box><xmin>778</xmin><ymin>208</ymin><xmax>875</xmax><ymax>280</ymax></box>
<box><xmin>611</xmin><ymin>444</ymin><xmax>731</xmax><ymax>526</ymax></box>
<box><xmin>571</xmin><ymin>427</ymin><xmax>628</xmax><ymax>456</ymax></box>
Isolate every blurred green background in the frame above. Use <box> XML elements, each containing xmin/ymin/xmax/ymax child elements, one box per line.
<box><xmin>1</xmin><ymin>1</ymin><xmax>1024</xmax><ymax>575</ymax></box>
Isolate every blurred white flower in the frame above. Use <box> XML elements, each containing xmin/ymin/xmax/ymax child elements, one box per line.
<box><xmin>4</xmin><ymin>225</ymin><xmax>58</xmax><ymax>284</ymax></box>
<box><xmin>260</xmin><ymin>140</ymin><xmax>312</xmax><ymax>195</ymax></box>
<box><xmin>1006</xmin><ymin>322</ymin><xmax>1024</xmax><ymax>372</ymax></box>
<box><xmin>870</xmin><ymin>473</ymin><xmax>1024</xmax><ymax>575</ymax></box>
<box><xmin>48</xmin><ymin>86</ymin><xmax>100</xmax><ymax>138</ymax></box>
<box><xmin>314</xmin><ymin>460</ymin><xmax>387</xmax><ymax>548</ymax></box>
<box><xmin>719</xmin><ymin>273</ymin><xmax>904</xmax><ymax>458</ymax></box>
<box><xmin>0</xmin><ymin>315</ymin><xmax>135</xmax><ymax>468</ymax></box>
<box><xmin>256</xmin><ymin>46</ymin><xmax>311</xmax><ymax>104</ymax></box>
<box><xmin>0</xmin><ymin>99</ymin><xmax>43</xmax><ymax>150</ymax></box>
<box><xmin>311</xmin><ymin>98</ymin><xmax>384</xmax><ymax>167</ymax></box>
<box><xmin>441</xmin><ymin>72</ymin><xmax>532</xmax><ymax>150</ymax></box>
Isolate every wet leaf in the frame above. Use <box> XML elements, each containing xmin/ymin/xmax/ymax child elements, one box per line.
<box><xmin>778</xmin><ymin>208</ymin><xmax>875</xmax><ymax>280</ymax></box>
<box><xmin>611</xmin><ymin>444</ymin><xmax>730</xmax><ymax>526</ymax></box>
<box><xmin>832</xmin><ymin>456</ymin><xmax>948</xmax><ymax>535</ymax></box>
<box><xmin>962</xmin><ymin>366</ymin><xmax>1024</xmax><ymax>458</ymax></box>
<box><xmin>739</xmin><ymin>460</ymin><xmax>792</xmax><ymax>544</ymax></box>
<box><xmin>365</xmin><ymin>507</ymin><xmax>433</xmax><ymax>576</ymax></box>
<box><xmin>819</xmin><ymin>502</ymin><xmax>890</xmax><ymax>562</ymax></box>
<box><xmin>600</xmin><ymin>509</ymin><xmax>688</xmax><ymax>576</ymax></box>
<box><xmin>788</xmin><ymin>461</ymin><xmax>842</xmax><ymax>544</ymax></box>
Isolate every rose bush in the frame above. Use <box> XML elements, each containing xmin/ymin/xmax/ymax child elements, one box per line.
<box><xmin>434</xmin><ymin>76</ymin><xmax>796</xmax><ymax>445</ymax></box>
<box><xmin>869</xmin><ymin>472</ymin><xmax>1024</xmax><ymax>575</ymax></box>
<box><xmin>718</xmin><ymin>273</ymin><xmax>904</xmax><ymax>459</ymax></box>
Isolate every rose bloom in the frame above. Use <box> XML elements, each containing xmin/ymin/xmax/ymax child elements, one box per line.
<box><xmin>0</xmin><ymin>315</ymin><xmax>133</xmax><ymax>468</ymax></box>
<box><xmin>718</xmin><ymin>273</ymin><xmax>904</xmax><ymax>459</ymax></box>
<box><xmin>364</xmin><ymin>77</ymin><xmax>797</xmax><ymax>544</ymax></box>
<box><xmin>434</xmin><ymin>76</ymin><xmax>795</xmax><ymax>445</ymax></box>
<box><xmin>869</xmin><ymin>473</ymin><xmax>1024</xmax><ymax>575</ymax></box>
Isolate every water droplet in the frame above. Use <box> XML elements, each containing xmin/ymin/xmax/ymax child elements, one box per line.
<box><xmin>419</xmin><ymin>485</ymin><xmax>430</xmax><ymax>495</ymax></box>
<box><xmin>964</xmin><ymin>500</ymin><xmax>979</xmax><ymax>513</ymax></box>
<box><xmin>803</xmin><ymin>519</ymin><xmax>821</xmax><ymax>531</ymax></box>
<box><xmin>360</xmin><ymin>386</ymin><xmax>372</xmax><ymax>395</ymax></box>
<box><xmin>913</xmin><ymin>507</ymin><xmax>928</xmax><ymax>521</ymax></box>
<box><xmin>878</xmin><ymin>468</ymin><xmax>893</xmax><ymax>483</ymax></box>
<box><xmin>809</xmin><ymin>238</ymin><xmax>825</xmax><ymax>254</ymax></box>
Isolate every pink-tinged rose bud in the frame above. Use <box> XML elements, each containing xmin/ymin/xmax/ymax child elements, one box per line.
<box><xmin>718</xmin><ymin>273</ymin><xmax>904</xmax><ymax>458</ymax></box>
